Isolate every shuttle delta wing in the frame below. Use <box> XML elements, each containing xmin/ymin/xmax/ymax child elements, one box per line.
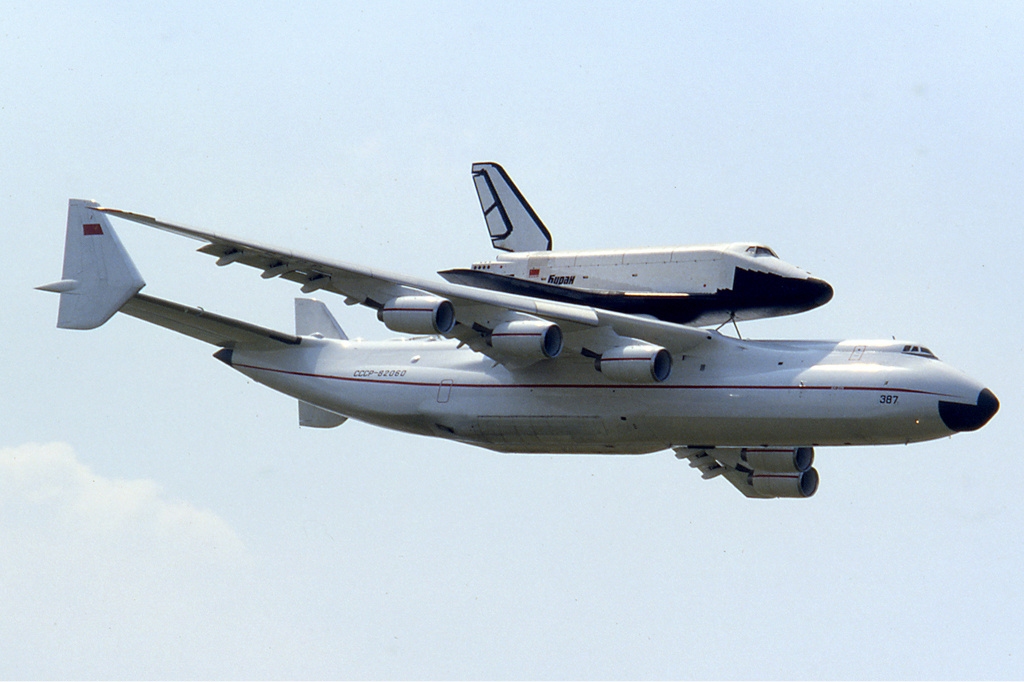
<box><xmin>96</xmin><ymin>206</ymin><xmax>718</xmax><ymax>366</ymax></box>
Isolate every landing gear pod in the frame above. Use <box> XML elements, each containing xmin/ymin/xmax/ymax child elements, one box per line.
<box><xmin>379</xmin><ymin>296</ymin><xmax>456</xmax><ymax>335</ymax></box>
<box><xmin>598</xmin><ymin>344</ymin><xmax>672</xmax><ymax>383</ymax></box>
<box><xmin>750</xmin><ymin>468</ymin><xmax>820</xmax><ymax>498</ymax></box>
<box><xmin>491</xmin><ymin>320</ymin><xmax>563</xmax><ymax>359</ymax></box>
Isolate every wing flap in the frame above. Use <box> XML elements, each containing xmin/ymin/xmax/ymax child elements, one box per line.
<box><xmin>675</xmin><ymin>447</ymin><xmax>766</xmax><ymax>497</ymax></box>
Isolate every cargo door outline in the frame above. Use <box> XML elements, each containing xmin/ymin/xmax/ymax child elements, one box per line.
<box><xmin>437</xmin><ymin>379</ymin><xmax>453</xmax><ymax>403</ymax></box>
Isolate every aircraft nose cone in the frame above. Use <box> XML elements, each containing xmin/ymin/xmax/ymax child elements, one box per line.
<box><xmin>807</xmin><ymin>277</ymin><xmax>834</xmax><ymax>307</ymax></box>
<box><xmin>939</xmin><ymin>388</ymin><xmax>999</xmax><ymax>432</ymax></box>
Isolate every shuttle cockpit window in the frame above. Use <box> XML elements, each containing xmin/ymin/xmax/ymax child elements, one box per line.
<box><xmin>746</xmin><ymin>245</ymin><xmax>778</xmax><ymax>258</ymax></box>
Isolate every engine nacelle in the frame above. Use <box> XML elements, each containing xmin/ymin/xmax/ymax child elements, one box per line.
<box><xmin>750</xmin><ymin>468</ymin><xmax>819</xmax><ymax>498</ymax></box>
<box><xmin>741</xmin><ymin>447</ymin><xmax>813</xmax><ymax>473</ymax></box>
<box><xmin>491</xmin><ymin>320</ymin><xmax>563</xmax><ymax>359</ymax></box>
<box><xmin>379</xmin><ymin>296</ymin><xmax>456</xmax><ymax>335</ymax></box>
<box><xmin>598</xmin><ymin>344</ymin><xmax>672</xmax><ymax>383</ymax></box>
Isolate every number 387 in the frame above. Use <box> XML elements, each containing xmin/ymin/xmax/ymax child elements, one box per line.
<box><xmin>879</xmin><ymin>394</ymin><xmax>899</xmax><ymax>404</ymax></box>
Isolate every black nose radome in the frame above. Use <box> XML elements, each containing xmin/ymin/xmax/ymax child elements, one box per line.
<box><xmin>807</xmin><ymin>277</ymin><xmax>834</xmax><ymax>308</ymax></box>
<box><xmin>939</xmin><ymin>388</ymin><xmax>999</xmax><ymax>432</ymax></box>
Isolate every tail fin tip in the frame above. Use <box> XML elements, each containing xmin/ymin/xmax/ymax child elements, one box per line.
<box><xmin>42</xmin><ymin>199</ymin><xmax>146</xmax><ymax>330</ymax></box>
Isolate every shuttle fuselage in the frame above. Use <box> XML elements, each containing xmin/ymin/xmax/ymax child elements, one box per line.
<box><xmin>452</xmin><ymin>163</ymin><xmax>833</xmax><ymax>326</ymax></box>
<box><xmin>441</xmin><ymin>242</ymin><xmax>833</xmax><ymax>326</ymax></box>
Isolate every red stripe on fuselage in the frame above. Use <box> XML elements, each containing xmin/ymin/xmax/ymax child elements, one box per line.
<box><xmin>228</xmin><ymin>362</ymin><xmax>956</xmax><ymax>398</ymax></box>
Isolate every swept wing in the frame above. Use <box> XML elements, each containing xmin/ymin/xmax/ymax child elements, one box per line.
<box><xmin>97</xmin><ymin>207</ymin><xmax>718</xmax><ymax>365</ymax></box>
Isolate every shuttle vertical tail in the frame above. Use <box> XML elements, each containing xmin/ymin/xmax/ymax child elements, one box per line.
<box><xmin>37</xmin><ymin>199</ymin><xmax>146</xmax><ymax>329</ymax></box>
<box><xmin>471</xmin><ymin>162</ymin><xmax>552</xmax><ymax>252</ymax></box>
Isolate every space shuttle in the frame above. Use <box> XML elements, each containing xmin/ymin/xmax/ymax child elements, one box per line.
<box><xmin>438</xmin><ymin>163</ymin><xmax>834</xmax><ymax>327</ymax></box>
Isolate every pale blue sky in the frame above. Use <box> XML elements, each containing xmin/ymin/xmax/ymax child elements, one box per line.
<box><xmin>3</xmin><ymin>2</ymin><xmax>1022</xmax><ymax>678</ymax></box>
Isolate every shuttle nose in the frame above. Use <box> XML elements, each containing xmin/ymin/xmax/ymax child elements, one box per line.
<box><xmin>939</xmin><ymin>388</ymin><xmax>999</xmax><ymax>432</ymax></box>
<box><xmin>806</xmin><ymin>277</ymin><xmax>834</xmax><ymax>308</ymax></box>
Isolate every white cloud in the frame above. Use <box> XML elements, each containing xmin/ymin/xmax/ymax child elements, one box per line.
<box><xmin>0</xmin><ymin>441</ymin><xmax>243</xmax><ymax>562</ymax></box>
<box><xmin>0</xmin><ymin>442</ymin><xmax>261</xmax><ymax>678</ymax></box>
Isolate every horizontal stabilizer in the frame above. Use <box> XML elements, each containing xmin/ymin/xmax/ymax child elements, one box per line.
<box><xmin>39</xmin><ymin>199</ymin><xmax>146</xmax><ymax>329</ymax></box>
<box><xmin>121</xmin><ymin>294</ymin><xmax>301</xmax><ymax>349</ymax></box>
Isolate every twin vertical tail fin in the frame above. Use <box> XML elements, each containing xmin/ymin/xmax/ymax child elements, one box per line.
<box><xmin>37</xmin><ymin>199</ymin><xmax>145</xmax><ymax>329</ymax></box>
<box><xmin>294</xmin><ymin>297</ymin><xmax>348</xmax><ymax>428</ymax></box>
<box><xmin>471</xmin><ymin>162</ymin><xmax>553</xmax><ymax>253</ymax></box>
<box><xmin>294</xmin><ymin>298</ymin><xmax>348</xmax><ymax>340</ymax></box>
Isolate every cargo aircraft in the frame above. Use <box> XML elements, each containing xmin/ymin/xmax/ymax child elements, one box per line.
<box><xmin>439</xmin><ymin>163</ymin><xmax>834</xmax><ymax>327</ymax></box>
<box><xmin>39</xmin><ymin>200</ymin><xmax>998</xmax><ymax>498</ymax></box>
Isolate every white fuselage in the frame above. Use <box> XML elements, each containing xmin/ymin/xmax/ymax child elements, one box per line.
<box><xmin>224</xmin><ymin>333</ymin><xmax>984</xmax><ymax>454</ymax></box>
<box><xmin>466</xmin><ymin>243</ymin><xmax>808</xmax><ymax>293</ymax></box>
<box><xmin>441</xmin><ymin>242</ymin><xmax>835</xmax><ymax>326</ymax></box>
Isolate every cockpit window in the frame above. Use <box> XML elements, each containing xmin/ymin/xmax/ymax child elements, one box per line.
<box><xmin>902</xmin><ymin>344</ymin><xmax>938</xmax><ymax>360</ymax></box>
<box><xmin>745</xmin><ymin>245</ymin><xmax>778</xmax><ymax>258</ymax></box>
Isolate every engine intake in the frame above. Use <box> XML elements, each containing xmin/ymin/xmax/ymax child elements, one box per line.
<box><xmin>598</xmin><ymin>344</ymin><xmax>672</xmax><ymax>383</ymax></box>
<box><xmin>379</xmin><ymin>296</ymin><xmax>456</xmax><ymax>335</ymax></box>
<box><xmin>491</xmin><ymin>320</ymin><xmax>563</xmax><ymax>359</ymax></box>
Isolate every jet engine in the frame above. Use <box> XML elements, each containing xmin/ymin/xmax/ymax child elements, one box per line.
<box><xmin>744</xmin><ymin>447</ymin><xmax>818</xmax><ymax>498</ymax></box>
<box><xmin>491</xmin><ymin>320</ymin><xmax>563</xmax><ymax>359</ymax></box>
<box><xmin>741</xmin><ymin>446</ymin><xmax>813</xmax><ymax>473</ymax></box>
<box><xmin>749</xmin><ymin>468</ymin><xmax>819</xmax><ymax>498</ymax></box>
<box><xmin>379</xmin><ymin>295</ymin><xmax>456</xmax><ymax>335</ymax></box>
<box><xmin>598</xmin><ymin>344</ymin><xmax>672</xmax><ymax>383</ymax></box>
